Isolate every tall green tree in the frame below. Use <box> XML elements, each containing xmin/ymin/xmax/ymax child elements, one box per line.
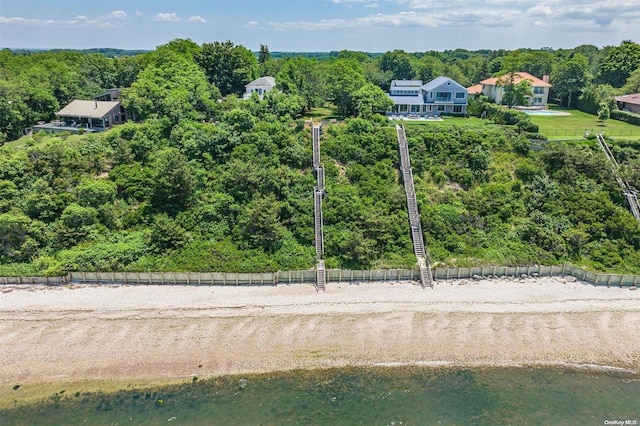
<box><xmin>598</xmin><ymin>40</ymin><xmax>640</xmax><ymax>88</ymax></box>
<box><xmin>352</xmin><ymin>83</ymin><xmax>394</xmax><ymax>118</ymax></box>
<box><xmin>323</xmin><ymin>59</ymin><xmax>367</xmax><ymax>117</ymax></box>
<box><xmin>276</xmin><ymin>57</ymin><xmax>324</xmax><ymax>111</ymax></box>
<box><xmin>258</xmin><ymin>44</ymin><xmax>271</xmax><ymax>64</ymax></box>
<box><xmin>378</xmin><ymin>50</ymin><xmax>414</xmax><ymax>80</ymax></box>
<box><xmin>551</xmin><ymin>54</ymin><xmax>589</xmax><ymax>108</ymax></box>
<box><xmin>518</xmin><ymin>50</ymin><xmax>554</xmax><ymax>78</ymax></box>
<box><xmin>196</xmin><ymin>41</ymin><xmax>258</xmax><ymax>96</ymax></box>
<box><xmin>621</xmin><ymin>67</ymin><xmax>640</xmax><ymax>94</ymax></box>
<box><xmin>122</xmin><ymin>52</ymin><xmax>217</xmax><ymax>123</ymax></box>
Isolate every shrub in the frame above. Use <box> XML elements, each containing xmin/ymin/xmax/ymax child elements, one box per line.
<box><xmin>611</xmin><ymin>110</ymin><xmax>640</xmax><ymax>126</ymax></box>
<box><xmin>33</xmin><ymin>130</ymin><xmax>47</xmax><ymax>141</ymax></box>
<box><xmin>525</xmin><ymin>132</ymin><xmax>547</xmax><ymax>141</ymax></box>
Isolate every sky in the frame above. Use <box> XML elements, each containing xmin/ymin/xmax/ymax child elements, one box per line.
<box><xmin>1</xmin><ymin>0</ymin><xmax>639</xmax><ymax>52</ymax></box>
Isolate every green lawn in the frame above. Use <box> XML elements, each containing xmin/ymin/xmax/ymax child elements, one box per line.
<box><xmin>529</xmin><ymin>108</ymin><xmax>640</xmax><ymax>140</ymax></box>
<box><xmin>302</xmin><ymin>104</ymin><xmax>342</xmax><ymax>121</ymax></box>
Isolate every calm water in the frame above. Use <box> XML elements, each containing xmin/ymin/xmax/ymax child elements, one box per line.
<box><xmin>2</xmin><ymin>366</ymin><xmax>639</xmax><ymax>425</ymax></box>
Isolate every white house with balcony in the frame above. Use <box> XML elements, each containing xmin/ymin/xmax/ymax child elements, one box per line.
<box><xmin>469</xmin><ymin>72</ymin><xmax>551</xmax><ymax>107</ymax></box>
<box><xmin>387</xmin><ymin>76</ymin><xmax>468</xmax><ymax>117</ymax></box>
<box><xmin>243</xmin><ymin>76</ymin><xmax>276</xmax><ymax>100</ymax></box>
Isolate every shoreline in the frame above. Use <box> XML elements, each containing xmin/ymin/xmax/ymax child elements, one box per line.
<box><xmin>2</xmin><ymin>277</ymin><xmax>640</xmax><ymax>407</ymax></box>
<box><xmin>2</xmin><ymin>361</ymin><xmax>638</xmax><ymax>410</ymax></box>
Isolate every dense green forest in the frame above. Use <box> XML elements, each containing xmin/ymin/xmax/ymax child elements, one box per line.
<box><xmin>1</xmin><ymin>38</ymin><xmax>640</xmax><ymax>276</ymax></box>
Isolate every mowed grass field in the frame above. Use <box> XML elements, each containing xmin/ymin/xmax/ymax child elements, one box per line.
<box><xmin>529</xmin><ymin>107</ymin><xmax>640</xmax><ymax>140</ymax></box>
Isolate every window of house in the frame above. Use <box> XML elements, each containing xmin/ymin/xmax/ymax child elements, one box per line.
<box><xmin>399</xmin><ymin>104</ymin><xmax>408</xmax><ymax>112</ymax></box>
<box><xmin>455</xmin><ymin>92</ymin><xmax>466</xmax><ymax>99</ymax></box>
<box><xmin>411</xmin><ymin>105</ymin><xmax>420</xmax><ymax>113</ymax></box>
<box><xmin>437</xmin><ymin>105</ymin><xmax>445</xmax><ymax>111</ymax></box>
<box><xmin>533</xmin><ymin>87</ymin><xmax>544</xmax><ymax>94</ymax></box>
<box><xmin>453</xmin><ymin>105</ymin><xmax>463</xmax><ymax>113</ymax></box>
<box><xmin>435</xmin><ymin>92</ymin><xmax>452</xmax><ymax>102</ymax></box>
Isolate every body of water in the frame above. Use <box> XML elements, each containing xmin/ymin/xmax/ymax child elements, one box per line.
<box><xmin>2</xmin><ymin>366</ymin><xmax>638</xmax><ymax>425</ymax></box>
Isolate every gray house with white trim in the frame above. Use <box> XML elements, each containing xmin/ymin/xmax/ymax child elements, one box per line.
<box><xmin>243</xmin><ymin>76</ymin><xmax>276</xmax><ymax>100</ymax></box>
<box><xmin>388</xmin><ymin>76</ymin><xmax>468</xmax><ymax>117</ymax></box>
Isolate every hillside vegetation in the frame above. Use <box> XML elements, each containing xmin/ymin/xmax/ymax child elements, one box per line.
<box><xmin>1</xmin><ymin>39</ymin><xmax>640</xmax><ymax>275</ymax></box>
<box><xmin>2</xmin><ymin>113</ymin><xmax>640</xmax><ymax>275</ymax></box>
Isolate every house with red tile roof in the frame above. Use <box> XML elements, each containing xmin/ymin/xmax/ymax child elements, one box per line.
<box><xmin>468</xmin><ymin>72</ymin><xmax>552</xmax><ymax>107</ymax></box>
<box><xmin>615</xmin><ymin>93</ymin><xmax>640</xmax><ymax>115</ymax></box>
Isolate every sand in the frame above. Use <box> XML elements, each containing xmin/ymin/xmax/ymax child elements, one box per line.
<box><xmin>1</xmin><ymin>276</ymin><xmax>640</xmax><ymax>404</ymax></box>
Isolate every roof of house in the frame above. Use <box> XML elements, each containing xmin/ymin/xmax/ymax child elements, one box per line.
<box><xmin>387</xmin><ymin>94</ymin><xmax>425</xmax><ymax>105</ymax></box>
<box><xmin>391</xmin><ymin>80</ymin><xmax>423</xmax><ymax>88</ymax></box>
<box><xmin>56</xmin><ymin>100</ymin><xmax>121</xmax><ymax>119</ymax></box>
<box><xmin>246</xmin><ymin>76</ymin><xmax>276</xmax><ymax>88</ymax></box>
<box><xmin>615</xmin><ymin>93</ymin><xmax>640</xmax><ymax>106</ymax></box>
<box><xmin>480</xmin><ymin>72</ymin><xmax>552</xmax><ymax>88</ymax></box>
<box><xmin>467</xmin><ymin>84</ymin><xmax>483</xmax><ymax>95</ymax></box>
<box><xmin>422</xmin><ymin>76</ymin><xmax>464</xmax><ymax>92</ymax></box>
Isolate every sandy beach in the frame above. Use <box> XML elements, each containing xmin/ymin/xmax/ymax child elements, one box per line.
<box><xmin>1</xmin><ymin>276</ymin><xmax>640</xmax><ymax>404</ymax></box>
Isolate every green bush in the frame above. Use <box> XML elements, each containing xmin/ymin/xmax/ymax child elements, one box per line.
<box><xmin>611</xmin><ymin>110</ymin><xmax>640</xmax><ymax>126</ymax></box>
<box><xmin>525</xmin><ymin>132</ymin><xmax>547</xmax><ymax>141</ymax></box>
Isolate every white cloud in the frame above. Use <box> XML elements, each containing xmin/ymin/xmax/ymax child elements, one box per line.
<box><xmin>0</xmin><ymin>13</ymin><xmax>124</xmax><ymax>28</ymax></box>
<box><xmin>153</xmin><ymin>13</ymin><xmax>181</xmax><ymax>22</ymax></box>
<box><xmin>271</xmin><ymin>0</ymin><xmax>640</xmax><ymax>32</ymax></box>
<box><xmin>108</xmin><ymin>10</ymin><xmax>127</xmax><ymax>19</ymax></box>
<box><xmin>186</xmin><ymin>15</ymin><xmax>207</xmax><ymax>23</ymax></box>
<box><xmin>246</xmin><ymin>20</ymin><xmax>260</xmax><ymax>28</ymax></box>
<box><xmin>270</xmin><ymin>10</ymin><xmax>518</xmax><ymax>31</ymax></box>
<box><xmin>0</xmin><ymin>16</ymin><xmax>55</xmax><ymax>25</ymax></box>
<box><xmin>135</xmin><ymin>11</ymin><xmax>142</xmax><ymax>16</ymax></box>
